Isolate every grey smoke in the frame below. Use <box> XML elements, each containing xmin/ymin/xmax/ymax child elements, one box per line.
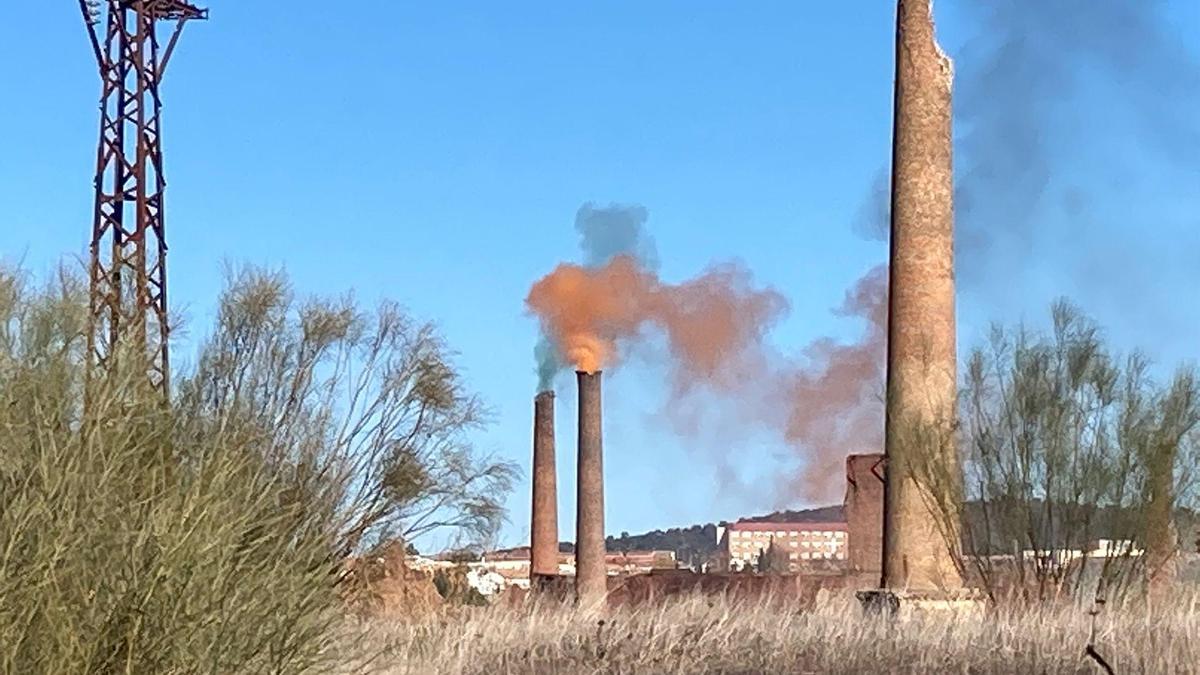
<box><xmin>859</xmin><ymin>0</ymin><xmax>1199</xmax><ymax>348</ymax></box>
<box><xmin>575</xmin><ymin>203</ymin><xmax>660</xmax><ymax>272</ymax></box>
<box><xmin>534</xmin><ymin>338</ymin><xmax>560</xmax><ymax>393</ymax></box>
<box><xmin>955</xmin><ymin>0</ymin><xmax>1199</xmax><ymax>284</ymax></box>
<box><xmin>534</xmin><ymin>202</ymin><xmax>660</xmax><ymax>390</ymax></box>
<box><xmin>853</xmin><ymin>169</ymin><xmax>890</xmax><ymax>243</ymax></box>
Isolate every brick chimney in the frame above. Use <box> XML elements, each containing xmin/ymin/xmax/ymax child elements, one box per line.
<box><xmin>574</xmin><ymin>371</ymin><xmax>607</xmax><ymax>608</ymax></box>
<box><xmin>530</xmin><ymin>391</ymin><xmax>559</xmax><ymax>585</ymax></box>
<box><xmin>882</xmin><ymin>0</ymin><xmax>964</xmax><ymax>591</ymax></box>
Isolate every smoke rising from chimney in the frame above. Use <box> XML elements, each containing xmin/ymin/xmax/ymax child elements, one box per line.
<box><xmin>522</xmin><ymin>0</ymin><xmax>1197</xmax><ymax>509</ymax></box>
<box><xmin>534</xmin><ymin>204</ymin><xmax>659</xmax><ymax>390</ymax></box>
<box><xmin>526</xmin><ymin>206</ymin><xmax>886</xmax><ymax>505</ymax></box>
<box><xmin>527</xmin><ymin>256</ymin><xmax>786</xmax><ymax>376</ymax></box>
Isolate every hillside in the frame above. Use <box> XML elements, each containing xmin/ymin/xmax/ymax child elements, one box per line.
<box><xmin>740</xmin><ymin>505</ymin><xmax>844</xmax><ymax>524</ymax></box>
<box><xmin>603</xmin><ymin>502</ymin><xmax>1200</xmax><ymax>566</ymax></box>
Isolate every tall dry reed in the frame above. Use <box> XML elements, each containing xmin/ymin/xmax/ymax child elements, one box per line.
<box><xmin>361</xmin><ymin>588</ymin><xmax>1200</xmax><ymax>674</ymax></box>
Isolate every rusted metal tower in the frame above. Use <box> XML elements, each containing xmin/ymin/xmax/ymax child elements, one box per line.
<box><xmin>78</xmin><ymin>0</ymin><xmax>207</xmax><ymax>395</ymax></box>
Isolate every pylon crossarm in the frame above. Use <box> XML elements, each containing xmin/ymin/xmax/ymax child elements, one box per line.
<box><xmin>159</xmin><ymin>17</ymin><xmax>189</xmax><ymax>78</ymax></box>
<box><xmin>148</xmin><ymin>0</ymin><xmax>208</xmax><ymax>21</ymax></box>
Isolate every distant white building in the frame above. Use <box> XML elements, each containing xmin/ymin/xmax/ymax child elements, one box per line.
<box><xmin>1088</xmin><ymin>539</ymin><xmax>1143</xmax><ymax>558</ymax></box>
<box><xmin>465</xmin><ymin>567</ymin><xmax>507</xmax><ymax>596</ymax></box>
<box><xmin>1019</xmin><ymin>539</ymin><xmax>1145</xmax><ymax>569</ymax></box>
<box><xmin>405</xmin><ymin>555</ymin><xmax>454</xmax><ymax>574</ymax></box>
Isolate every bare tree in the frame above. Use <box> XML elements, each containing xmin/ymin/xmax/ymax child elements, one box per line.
<box><xmin>174</xmin><ymin>266</ymin><xmax>520</xmax><ymax>555</ymax></box>
<box><xmin>1138</xmin><ymin>367</ymin><xmax>1200</xmax><ymax>592</ymax></box>
<box><xmin>934</xmin><ymin>301</ymin><xmax>1200</xmax><ymax>601</ymax></box>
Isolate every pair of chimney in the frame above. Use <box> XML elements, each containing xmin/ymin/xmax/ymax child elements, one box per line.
<box><xmin>531</xmin><ymin>372</ymin><xmax>606</xmax><ymax>607</ymax></box>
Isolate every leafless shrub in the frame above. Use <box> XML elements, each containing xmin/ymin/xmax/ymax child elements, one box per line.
<box><xmin>917</xmin><ymin>301</ymin><xmax>1200</xmax><ymax>601</ymax></box>
<box><xmin>175</xmin><ymin>265</ymin><xmax>519</xmax><ymax>555</ymax></box>
<box><xmin>0</xmin><ymin>263</ymin><xmax>516</xmax><ymax>673</ymax></box>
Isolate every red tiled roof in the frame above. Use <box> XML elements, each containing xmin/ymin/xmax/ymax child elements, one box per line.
<box><xmin>727</xmin><ymin>521</ymin><xmax>846</xmax><ymax>532</ymax></box>
<box><xmin>607</xmin><ymin>551</ymin><xmax>673</xmax><ymax>563</ymax></box>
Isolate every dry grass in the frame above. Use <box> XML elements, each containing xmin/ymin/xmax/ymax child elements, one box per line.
<box><xmin>355</xmin><ymin>589</ymin><xmax>1200</xmax><ymax>674</ymax></box>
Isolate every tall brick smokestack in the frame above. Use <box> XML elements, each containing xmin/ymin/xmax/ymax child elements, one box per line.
<box><xmin>574</xmin><ymin>371</ymin><xmax>607</xmax><ymax>607</ymax></box>
<box><xmin>882</xmin><ymin>0</ymin><xmax>963</xmax><ymax>591</ymax></box>
<box><xmin>530</xmin><ymin>391</ymin><xmax>559</xmax><ymax>585</ymax></box>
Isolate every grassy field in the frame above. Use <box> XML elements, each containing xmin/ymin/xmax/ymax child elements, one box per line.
<box><xmin>358</xmin><ymin>590</ymin><xmax>1200</xmax><ymax>674</ymax></box>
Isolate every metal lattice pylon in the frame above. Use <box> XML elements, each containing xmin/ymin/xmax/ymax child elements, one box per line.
<box><xmin>78</xmin><ymin>0</ymin><xmax>206</xmax><ymax>396</ymax></box>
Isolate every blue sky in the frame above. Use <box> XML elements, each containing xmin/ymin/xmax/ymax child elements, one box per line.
<box><xmin>3</xmin><ymin>2</ymin><xmax>1197</xmax><ymax>551</ymax></box>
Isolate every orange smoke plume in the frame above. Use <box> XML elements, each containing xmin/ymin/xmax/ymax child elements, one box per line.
<box><xmin>526</xmin><ymin>255</ymin><xmax>786</xmax><ymax>377</ymax></box>
<box><xmin>527</xmin><ymin>252</ymin><xmax>886</xmax><ymax>507</ymax></box>
<box><xmin>525</xmin><ymin>256</ymin><xmax>649</xmax><ymax>373</ymax></box>
<box><xmin>779</xmin><ymin>265</ymin><xmax>887</xmax><ymax>503</ymax></box>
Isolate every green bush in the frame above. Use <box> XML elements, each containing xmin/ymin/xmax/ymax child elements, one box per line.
<box><xmin>0</xmin><ymin>269</ymin><xmax>349</xmax><ymax>674</ymax></box>
<box><xmin>0</xmin><ymin>262</ymin><xmax>518</xmax><ymax>673</ymax></box>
